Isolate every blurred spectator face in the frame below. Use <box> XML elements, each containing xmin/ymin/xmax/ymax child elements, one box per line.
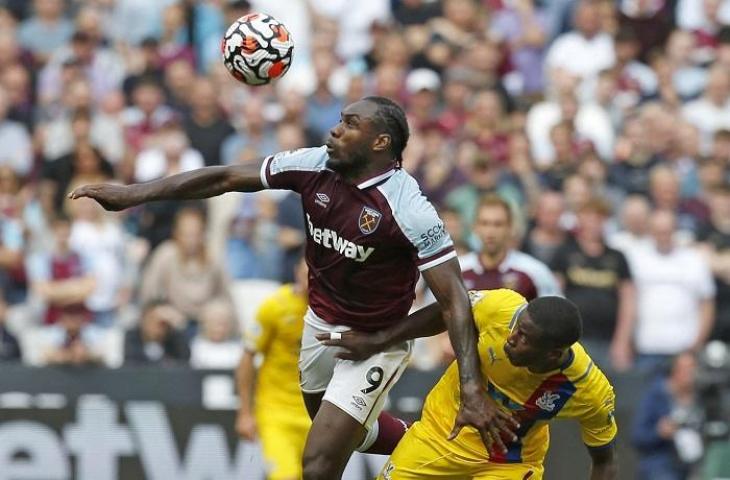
<box><xmin>0</xmin><ymin>7</ymin><xmax>16</xmax><ymax>32</ymax></box>
<box><xmin>650</xmin><ymin>210</ymin><xmax>677</xmax><ymax>253</ymax></box>
<box><xmin>467</xmin><ymin>42</ymin><xmax>500</xmax><ymax>74</ymax></box>
<box><xmin>574</xmin><ymin>1</ymin><xmax>602</xmax><ymax>38</ymax></box>
<box><xmin>141</xmin><ymin>306</ymin><xmax>173</xmax><ymax>343</ymax></box>
<box><xmin>620</xmin><ymin>195</ymin><xmax>650</xmax><ymax>236</ymax></box>
<box><xmin>705</xmin><ymin>66</ymin><xmax>730</xmax><ymax>104</ymax></box>
<box><xmin>444</xmin><ymin>0</ymin><xmax>478</xmax><ymax>30</ymax></box>
<box><xmin>70</xmin><ymin>112</ymin><xmax>92</xmax><ymax>141</ymax></box>
<box><xmin>615</xmin><ymin>36</ymin><xmax>640</xmax><ymax>64</ymax></box>
<box><xmin>471</xmin><ymin>90</ymin><xmax>503</xmax><ymax>126</ymax></box>
<box><xmin>162</xmin><ymin>4</ymin><xmax>186</xmax><ymax>38</ymax></box>
<box><xmin>596</xmin><ymin>72</ymin><xmax>618</xmax><ymax>105</ymax></box>
<box><xmin>709</xmin><ymin>187</ymin><xmax>730</xmax><ymax>221</ymax></box>
<box><xmin>313</xmin><ymin>51</ymin><xmax>336</xmax><ymax>85</ymax></box>
<box><xmin>536</xmin><ymin>192</ymin><xmax>565</xmax><ymax>230</ymax></box>
<box><xmin>200</xmin><ymin>300</ymin><xmax>235</xmax><ymax>343</ymax></box>
<box><xmin>0</xmin><ymin>32</ymin><xmax>20</xmax><ymax>68</ymax></box>
<box><xmin>133</xmin><ymin>82</ymin><xmax>163</xmax><ymax>116</ymax></box>
<box><xmin>470</xmin><ymin>157</ymin><xmax>498</xmax><ymax>189</ymax></box>
<box><xmin>190</xmin><ymin>78</ymin><xmax>218</xmax><ymax>112</ymax></box>
<box><xmin>550</xmin><ymin>123</ymin><xmax>574</xmax><ymax>162</ymax></box>
<box><xmin>52</xmin><ymin>218</ymin><xmax>72</xmax><ymax>251</ymax></box>
<box><xmin>558</xmin><ymin>95</ymin><xmax>579</xmax><ymax>123</ymax></box>
<box><xmin>71</xmin><ymin>33</ymin><xmax>95</xmax><ymax>64</ymax></box>
<box><xmin>276</xmin><ymin>123</ymin><xmax>306</xmax><ymax>151</ymax></box>
<box><xmin>280</xmin><ymin>90</ymin><xmax>306</xmax><ymax>119</ymax></box>
<box><xmin>676</xmin><ymin>123</ymin><xmax>701</xmax><ymax>157</ymax></box>
<box><xmin>440</xmin><ymin>208</ymin><xmax>465</xmax><ymax>245</ymax></box>
<box><xmin>711</xmin><ymin>130</ymin><xmax>730</xmax><ymax>160</ymax></box>
<box><xmin>35</xmin><ymin>0</ymin><xmax>64</xmax><ymax>20</ymax></box>
<box><xmin>2</xmin><ymin>64</ymin><xmax>30</xmax><ymax>106</ymax></box>
<box><xmin>0</xmin><ymin>86</ymin><xmax>9</xmax><ymax>121</ymax></box>
<box><xmin>577</xmin><ymin>207</ymin><xmax>607</xmax><ymax>241</ymax></box>
<box><xmin>160</xmin><ymin>129</ymin><xmax>189</xmax><ymax>160</ymax></box>
<box><xmin>474</xmin><ymin>203</ymin><xmax>512</xmax><ymax>257</ymax></box>
<box><xmin>375</xmin><ymin>64</ymin><xmax>404</xmax><ymax>99</ymax></box>
<box><xmin>238</xmin><ymin>96</ymin><xmax>266</xmax><ymax>132</ymax></box>
<box><xmin>73</xmin><ymin>143</ymin><xmax>104</xmax><ymax>176</ymax></box>
<box><xmin>75</xmin><ymin>7</ymin><xmax>104</xmax><ymax>44</ymax></box>
<box><xmin>64</xmin><ymin>79</ymin><xmax>93</xmax><ymax>110</ymax></box>
<box><xmin>564</xmin><ymin>175</ymin><xmax>591</xmax><ymax>211</ymax></box>
<box><xmin>704</xmin><ymin>0</ymin><xmax>722</xmax><ymax>22</ymax></box>
<box><xmin>650</xmin><ymin>168</ymin><xmax>680</xmax><ymax>209</ymax></box>
<box><xmin>0</xmin><ymin>166</ymin><xmax>18</xmax><ymax>197</ymax></box>
<box><xmin>666</xmin><ymin>30</ymin><xmax>695</xmax><ymax>65</ymax></box>
<box><xmin>100</xmin><ymin>90</ymin><xmax>125</xmax><ymax>116</ymax></box>
<box><xmin>443</xmin><ymin>78</ymin><xmax>470</xmax><ymax>110</ymax></box>
<box><xmin>173</xmin><ymin>211</ymin><xmax>205</xmax><ymax>257</ymax></box>
<box><xmin>698</xmin><ymin>160</ymin><xmax>726</xmax><ymax>192</ymax></box>
<box><xmin>165</xmin><ymin>60</ymin><xmax>195</xmax><ymax>98</ymax></box>
<box><xmin>224</xmin><ymin>1</ymin><xmax>251</xmax><ymax>24</ymax></box>
<box><xmin>373</xmin><ymin>33</ymin><xmax>410</xmax><ymax>67</ymax></box>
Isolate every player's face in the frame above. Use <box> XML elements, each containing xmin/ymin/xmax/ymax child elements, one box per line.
<box><xmin>326</xmin><ymin>101</ymin><xmax>379</xmax><ymax>173</ymax></box>
<box><xmin>503</xmin><ymin>311</ymin><xmax>551</xmax><ymax>367</ymax></box>
<box><xmin>474</xmin><ymin>205</ymin><xmax>511</xmax><ymax>257</ymax></box>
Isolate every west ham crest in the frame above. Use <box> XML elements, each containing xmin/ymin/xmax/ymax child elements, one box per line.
<box><xmin>358</xmin><ymin>206</ymin><xmax>382</xmax><ymax>235</ymax></box>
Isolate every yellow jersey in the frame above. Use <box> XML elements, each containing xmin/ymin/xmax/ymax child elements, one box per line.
<box><xmin>419</xmin><ymin>289</ymin><xmax>617</xmax><ymax>466</ymax></box>
<box><xmin>244</xmin><ymin>285</ymin><xmax>308</xmax><ymax>415</ymax></box>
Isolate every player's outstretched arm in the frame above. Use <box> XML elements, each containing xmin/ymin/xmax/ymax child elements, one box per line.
<box><xmin>588</xmin><ymin>443</ymin><xmax>618</xmax><ymax>480</ymax></box>
<box><xmin>422</xmin><ymin>258</ymin><xmax>519</xmax><ymax>454</ymax></box>
<box><xmin>316</xmin><ymin>302</ymin><xmax>446</xmax><ymax>360</ymax></box>
<box><xmin>68</xmin><ymin>164</ymin><xmax>266</xmax><ymax>211</ymax></box>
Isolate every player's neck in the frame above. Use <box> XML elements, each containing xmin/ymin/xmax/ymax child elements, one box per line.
<box><xmin>341</xmin><ymin>159</ymin><xmax>395</xmax><ymax>185</ymax></box>
<box><xmin>479</xmin><ymin>249</ymin><xmax>508</xmax><ymax>270</ymax></box>
<box><xmin>528</xmin><ymin>349</ymin><xmax>570</xmax><ymax>374</ymax></box>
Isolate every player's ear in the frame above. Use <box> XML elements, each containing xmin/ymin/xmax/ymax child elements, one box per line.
<box><xmin>372</xmin><ymin>133</ymin><xmax>391</xmax><ymax>153</ymax></box>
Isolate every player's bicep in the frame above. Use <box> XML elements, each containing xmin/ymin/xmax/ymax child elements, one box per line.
<box><xmin>225</xmin><ymin>163</ymin><xmax>266</xmax><ymax>192</ymax></box>
<box><xmin>579</xmin><ymin>388</ymin><xmax>618</xmax><ymax>448</ymax></box>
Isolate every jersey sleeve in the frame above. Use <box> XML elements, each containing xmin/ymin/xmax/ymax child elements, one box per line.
<box><xmin>260</xmin><ymin>146</ymin><xmax>328</xmax><ymax>193</ymax></box>
<box><xmin>472</xmin><ymin>289</ymin><xmax>528</xmax><ymax>335</ymax></box>
<box><xmin>578</xmin><ymin>376</ymin><xmax>618</xmax><ymax>448</ymax></box>
<box><xmin>390</xmin><ymin>185</ymin><xmax>456</xmax><ymax>271</ymax></box>
<box><xmin>243</xmin><ymin>297</ymin><xmax>279</xmax><ymax>354</ymax></box>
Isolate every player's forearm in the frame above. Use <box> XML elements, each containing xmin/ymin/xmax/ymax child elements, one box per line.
<box><xmin>133</xmin><ymin>165</ymin><xmax>260</xmax><ymax>203</ymax></box>
<box><xmin>693</xmin><ymin>299</ymin><xmax>715</xmax><ymax>349</ymax></box>
<box><xmin>236</xmin><ymin>351</ymin><xmax>257</xmax><ymax>416</ymax></box>
<box><xmin>442</xmin><ymin>294</ymin><xmax>484</xmax><ymax>390</ymax></box>
<box><xmin>373</xmin><ymin>303</ymin><xmax>447</xmax><ymax>349</ymax></box>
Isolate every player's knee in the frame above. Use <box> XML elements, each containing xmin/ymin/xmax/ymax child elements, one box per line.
<box><xmin>301</xmin><ymin>451</ymin><xmax>338</xmax><ymax>480</ymax></box>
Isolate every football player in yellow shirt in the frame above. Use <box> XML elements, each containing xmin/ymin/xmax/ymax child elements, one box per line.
<box><xmin>236</xmin><ymin>260</ymin><xmax>310</xmax><ymax>480</ymax></box>
<box><xmin>320</xmin><ymin>289</ymin><xmax>618</xmax><ymax>480</ymax></box>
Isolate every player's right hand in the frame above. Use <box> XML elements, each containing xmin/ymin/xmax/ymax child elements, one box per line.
<box><xmin>315</xmin><ymin>330</ymin><xmax>385</xmax><ymax>361</ymax></box>
<box><xmin>68</xmin><ymin>184</ymin><xmax>136</xmax><ymax>211</ymax></box>
<box><xmin>449</xmin><ymin>383</ymin><xmax>520</xmax><ymax>456</ymax></box>
<box><xmin>236</xmin><ymin>412</ymin><xmax>257</xmax><ymax>441</ymax></box>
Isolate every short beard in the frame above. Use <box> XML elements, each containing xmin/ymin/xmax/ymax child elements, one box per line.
<box><xmin>328</xmin><ymin>146</ymin><xmax>371</xmax><ymax>177</ymax></box>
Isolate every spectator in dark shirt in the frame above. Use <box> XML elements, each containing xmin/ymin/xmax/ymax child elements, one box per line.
<box><xmin>124</xmin><ymin>301</ymin><xmax>190</xmax><ymax>365</ymax></box>
<box><xmin>632</xmin><ymin>352</ymin><xmax>699</xmax><ymax>480</ymax></box>
<box><xmin>551</xmin><ymin>197</ymin><xmax>636</xmax><ymax>370</ymax></box>
<box><xmin>182</xmin><ymin>77</ymin><xmax>234</xmax><ymax>167</ymax></box>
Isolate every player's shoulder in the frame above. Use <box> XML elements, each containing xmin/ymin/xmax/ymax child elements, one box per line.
<box><xmin>267</xmin><ymin>146</ymin><xmax>329</xmax><ymax>173</ymax></box>
<box><xmin>259</xmin><ymin>285</ymin><xmax>296</xmax><ymax>314</ymax></box>
<box><xmin>471</xmin><ymin>289</ymin><xmax>528</xmax><ymax>331</ymax></box>
<box><xmin>564</xmin><ymin>343</ymin><xmax>615</xmax><ymax>404</ymax></box>
<box><xmin>376</xmin><ymin>169</ymin><xmax>432</xmax><ymax>212</ymax></box>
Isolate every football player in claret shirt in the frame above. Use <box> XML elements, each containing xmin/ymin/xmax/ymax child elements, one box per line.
<box><xmin>323</xmin><ymin>289</ymin><xmax>619</xmax><ymax>480</ymax></box>
<box><xmin>69</xmin><ymin>97</ymin><xmax>518</xmax><ymax>480</ymax></box>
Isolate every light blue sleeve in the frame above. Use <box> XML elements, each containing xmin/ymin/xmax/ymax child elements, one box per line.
<box><xmin>260</xmin><ymin>146</ymin><xmax>329</xmax><ymax>192</ymax></box>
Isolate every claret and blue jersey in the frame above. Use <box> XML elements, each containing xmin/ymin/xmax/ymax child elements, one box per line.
<box><xmin>260</xmin><ymin>146</ymin><xmax>456</xmax><ymax>331</ymax></box>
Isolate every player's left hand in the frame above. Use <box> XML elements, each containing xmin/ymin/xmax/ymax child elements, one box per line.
<box><xmin>451</xmin><ymin>383</ymin><xmax>520</xmax><ymax>456</ymax></box>
<box><xmin>315</xmin><ymin>331</ymin><xmax>385</xmax><ymax>361</ymax></box>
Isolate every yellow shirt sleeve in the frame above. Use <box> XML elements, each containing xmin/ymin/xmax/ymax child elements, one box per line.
<box><xmin>472</xmin><ymin>289</ymin><xmax>528</xmax><ymax>335</ymax></box>
<box><xmin>578</xmin><ymin>380</ymin><xmax>618</xmax><ymax>448</ymax></box>
<box><xmin>244</xmin><ymin>297</ymin><xmax>279</xmax><ymax>354</ymax></box>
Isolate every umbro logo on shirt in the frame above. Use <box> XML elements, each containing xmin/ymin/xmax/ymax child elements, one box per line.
<box><xmin>315</xmin><ymin>193</ymin><xmax>330</xmax><ymax>208</ymax></box>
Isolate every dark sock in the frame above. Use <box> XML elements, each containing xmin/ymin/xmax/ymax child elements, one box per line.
<box><xmin>363</xmin><ymin>412</ymin><xmax>411</xmax><ymax>455</ymax></box>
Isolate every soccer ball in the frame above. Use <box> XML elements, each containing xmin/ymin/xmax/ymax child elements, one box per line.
<box><xmin>221</xmin><ymin>13</ymin><xmax>294</xmax><ymax>86</ymax></box>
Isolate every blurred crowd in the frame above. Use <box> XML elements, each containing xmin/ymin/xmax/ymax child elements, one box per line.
<box><xmin>0</xmin><ymin>0</ymin><xmax>729</xmax><ymax>475</ymax></box>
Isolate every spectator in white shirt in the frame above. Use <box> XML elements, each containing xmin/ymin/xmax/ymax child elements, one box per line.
<box><xmin>0</xmin><ymin>86</ymin><xmax>32</xmax><ymax>177</ymax></box>
<box><xmin>134</xmin><ymin>123</ymin><xmax>204</xmax><ymax>183</ymax></box>
<box><xmin>190</xmin><ymin>299</ymin><xmax>242</xmax><ymax>369</ymax></box>
<box><xmin>626</xmin><ymin>210</ymin><xmax>716</xmax><ymax>372</ymax></box>
<box><xmin>544</xmin><ymin>0</ymin><xmax>615</xmax><ymax>95</ymax></box>
<box><xmin>682</xmin><ymin>65</ymin><xmax>730</xmax><ymax>153</ymax></box>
